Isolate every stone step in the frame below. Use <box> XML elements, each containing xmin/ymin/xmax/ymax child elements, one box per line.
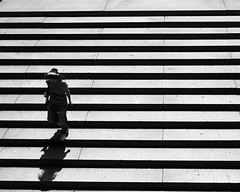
<box><xmin>0</xmin><ymin>80</ymin><xmax>236</xmax><ymax>88</ymax></box>
<box><xmin>0</xmin><ymin>52</ymin><xmax>234</xmax><ymax>59</ymax></box>
<box><xmin>1</xmin><ymin>95</ymin><xmax>240</xmax><ymax>111</ymax></box>
<box><xmin>1</xmin><ymin>145</ymin><xmax>240</xmax><ymax>160</ymax></box>
<box><xmin>0</xmin><ymin>28</ymin><xmax>230</xmax><ymax>34</ymax></box>
<box><xmin>0</xmin><ymin>111</ymin><xmax>239</xmax><ymax>122</ymax></box>
<box><xmin>0</xmin><ymin>168</ymin><xmax>239</xmax><ymax>184</ymax></box>
<box><xmin>2</xmin><ymin>16</ymin><xmax>240</xmax><ymax>23</ymax></box>
<box><xmin>2</xmin><ymin>128</ymin><xmax>240</xmax><ymax>141</ymax></box>
<box><xmin>0</xmin><ymin>65</ymin><xmax>239</xmax><ymax>80</ymax></box>
<box><xmin>2</xmin><ymin>94</ymin><xmax>240</xmax><ymax>104</ymax></box>
<box><xmin>2</xmin><ymin>40</ymin><xmax>240</xmax><ymax>46</ymax></box>
<box><xmin>3</xmin><ymin>65</ymin><xmax>240</xmax><ymax>73</ymax></box>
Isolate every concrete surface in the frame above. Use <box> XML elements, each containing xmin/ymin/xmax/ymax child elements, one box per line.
<box><xmin>1</xmin><ymin>94</ymin><xmax>240</xmax><ymax>104</ymax></box>
<box><xmin>0</xmin><ymin>167</ymin><xmax>163</xmax><ymax>182</ymax></box>
<box><xmin>0</xmin><ymin>111</ymin><xmax>240</xmax><ymax>122</ymax></box>
<box><xmin>1</xmin><ymin>147</ymin><xmax>240</xmax><ymax>161</ymax></box>
<box><xmin>164</xmin><ymin>169</ymin><xmax>240</xmax><ymax>183</ymax></box>
<box><xmin>0</xmin><ymin>28</ymin><xmax>103</xmax><ymax>34</ymax></box>
<box><xmin>164</xmin><ymin>95</ymin><xmax>240</xmax><ymax>104</ymax></box>
<box><xmin>3</xmin><ymin>128</ymin><xmax>164</xmax><ymax>140</ymax></box>
<box><xmin>0</xmin><ymin>0</ymin><xmax>109</xmax><ymax>11</ymax></box>
<box><xmin>0</xmin><ymin>28</ymin><xmax>229</xmax><ymax>34</ymax></box>
<box><xmin>1</xmin><ymin>0</ymin><xmax>236</xmax><ymax>11</ymax></box>
<box><xmin>79</xmin><ymin>148</ymin><xmax>240</xmax><ymax>160</ymax></box>
<box><xmin>2</xmin><ymin>128</ymin><xmax>240</xmax><ymax>140</ymax></box>
<box><xmin>2</xmin><ymin>39</ymin><xmax>240</xmax><ymax>46</ymax></box>
<box><xmin>2</xmin><ymin>80</ymin><xmax>237</xmax><ymax>88</ymax></box>
<box><xmin>163</xmin><ymin>129</ymin><xmax>240</xmax><ymax>140</ymax></box>
<box><xmin>15</xmin><ymin>95</ymin><xmax>164</xmax><ymax>104</ymax></box>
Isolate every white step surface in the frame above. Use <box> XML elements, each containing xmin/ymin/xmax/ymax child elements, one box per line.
<box><xmin>0</xmin><ymin>52</ymin><xmax>233</xmax><ymax>59</ymax></box>
<box><xmin>0</xmin><ymin>28</ymin><xmax>229</xmax><ymax>34</ymax></box>
<box><xmin>1</xmin><ymin>147</ymin><xmax>240</xmax><ymax>161</ymax></box>
<box><xmin>0</xmin><ymin>167</ymin><xmax>163</xmax><ymax>182</ymax></box>
<box><xmin>0</xmin><ymin>111</ymin><xmax>239</xmax><ymax>121</ymax></box>
<box><xmin>1</xmin><ymin>95</ymin><xmax>240</xmax><ymax>104</ymax></box>
<box><xmin>1</xmin><ymin>65</ymin><xmax>239</xmax><ymax>74</ymax></box>
<box><xmin>1</xmin><ymin>128</ymin><xmax>240</xmax><ymax>140</ymax></box>
<box><xmin>2</xmin><ymin>40</ymin><xmax>240</xmax><ymax>47</ymax></box>
<box><xmin>0</xmin><ymin>80</ymin><xmax>236</xmax><ymax>88</ymax></box>
<box><xmin>0</xmin><ymin>167</ymin><xmax>239</xmax><ymax>183</ymax></box>
<box><xmin>0</xmin><ymin>65</ymin><xmax>165</xmax><ymax>73</ymax></box>
<box><xmin>2</xmin><ymin>95</ymin><xmax>164</xmax><ymax>104</ymax></box>
<box><xmin>2</xmin><ymin>16</ymin><xmax>240</xmax><ymax>23</ymax></box>
<box><xmin>0</xmin><ymin>0</ymin><xmax>231</xmax><ymax>11</ymax></box>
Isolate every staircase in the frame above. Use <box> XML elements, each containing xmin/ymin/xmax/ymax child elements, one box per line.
<box><xmin>0</xmin><ymin>10</ymin><xmax>240</xmax><ymax>191</ymax></box>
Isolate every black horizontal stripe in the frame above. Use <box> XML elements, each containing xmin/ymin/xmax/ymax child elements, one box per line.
<box><xmin>0</xmin><ymin>121</ymin><xmax>239</xmax><ymax>129</ymax></box>
<box><xmin>1</xmin><ymin>34</ymin><xmax>240</xmax><ymax>40</ymax></box>
<box><xmin>0</xmin><ymin>88</ymin><xmax>238</xmax><ymax>95</ymax></box>
<box><xmin>0</xmin><ymin>73</ymin><xmax>239</xmax><ymax>80</ymax></box>
<box><xmin>0</xmin><ymin>159</ymin><xmax>239</xmax><ymax>169</ymax></box>
<box><xmin>1</xmin><ymin>22</ymin><xmax>240</xmax><ymax>28</ymax></box>
<box><xmin>0</xmin><ymin>58</ymin><xmax>238</xmax><ymax>65</ymax></box>
<box><xmin>0</xmin><ymin>103</ymin><xmax>239</xmax><ymax>111</ymax></box>
<box><xmin>0</xmin><ymin>181</ymin><xmax>240</xmax><ymax>191</ymax></box>
<box><xmin>1</xmin><ymin>10</ymin><xmax>240</xmax><ymax>17</ymax></box>
<box><xmin>1</xmin><ymin>139</ymin><xmax>240</xmax><ymax>148</ymax></box>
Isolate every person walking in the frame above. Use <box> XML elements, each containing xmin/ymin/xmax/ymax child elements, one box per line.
<box><xmin>44</xmin><ymin>68</ymin><xmax>72</xmax><ymax>141</ymax></box>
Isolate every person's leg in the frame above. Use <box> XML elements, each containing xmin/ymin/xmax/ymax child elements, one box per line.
<box><xmin>58</xmin><ymin>104</ymin><xmax>69</xmax><ymax>136</ymax></box>
<box><xmin>47</xmin><ymin>104</ymin><xmax>58</xmax><ymax>126</ymax></box>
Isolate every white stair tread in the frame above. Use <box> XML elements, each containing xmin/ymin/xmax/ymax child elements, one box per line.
<box><xmin>2</xmin><ymin>65</ymin><xmax>239</xmax><ymax>74</ymax></box>
<box><xmin>1</xmin><ymin>147</ymin><xmax>240</xmax><ymax>161</ymax></box>
<box><xmin>2</xmin><ymin>128</ymin><xmax>164</xmax><ymax>140</ymax></box>
<box><xmin>102</xmin><ymin>28</ymin><xmax>228</xmax><ymax>34</ymax></box>
<box><xmin>0</xmin><ymin>52</ymin><xmax>98</xmax><ymax>59</ymax></box>
<box><xmin>0</xmin><ymin>16</ymin><xmax>164</xmax><ymax>23</ymax></box>
<box><xmin>0</xmin><ymin>28</ymin><xmax>228</xmax><ymax>34</ymax></box>
<box><xmin>163</xmin><ymin>169</ymin><xmax>240</xmax><ymax>183</ymax></box>
<box><xmin>2</xmin><ymin>40</ymin><xmax>165</xmax><ymax>46</ymax></box>
<box><xmin>2</xmin><ymin>40</ymin><xmax>240</xmax><ymax>46</ymax></box>
<box><xmin>164</xmin><ymin>65</ymin><xmax>240</xmax><ymax>73</ymax></box>
<box><xmin>80</xmin><ymin>148</ymin><xmax>240</xmax><ymax>161</ymax></box>
<box><xmin>165</xmin><ymin>16</ymin><xmax>240</xmax><ymax>22</ymax></box>
<box><xmin>0</xmin><ymin>167</ymin><xmax>239</xmax><ymax>183</ymax></box>
<box><xmin>0</xmin><ymin>167</ymin><xmax>163</xmax><ymax>182</ymax></box>
<box><xmin>1</xmin><ymin>95</ymin><xmax>240</xmax><ymax>104</ymax></box>
<box><xmin>0</xmin><ymin>80</ymin><xmax>236</xmax><ymax>88</ymax></box>
<box><xmin>2</xmin><ymin>16</ymin><xmax>240</xmax><ymax>23</ymax></box>
<box><xmin>164</xmin><ymin>95</ymin><xmax>240</xmax><ymax>104</ymax></box>
<box><xmin>12</xmin><ymin>65</ymin><xmax>164</xmax><ymax>73</ymax></box>
<box><xmin>2</xmin><ymin>128</ymin><xmax>240</xmax><ymax>140</ymax></box>
<box><xmin>0</xmin><ymin>52</ymin><xmax>232</xmax><ymax>59</ymax></box>
<box><xmin>0</xmin><ymin>111</ymin><xmax>239</xmax><ymax>121</ymax></box>
<box><xmin>10</xmin><ymin>95</ymin><xmax>165</xmax><ymax>104</ymax></box>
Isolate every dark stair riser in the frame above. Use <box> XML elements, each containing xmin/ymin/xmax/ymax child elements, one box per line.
<box><xmin>1</xmin><ymin>104</ymin><xmax>240</xmax><ymax>111</ymax></box>
<box><xmin>0</xmin><ymin>181</ymin><xmax>240</xmax><ymax>191</ymax></box>
<box><xmin>1</xmin><ymin>159</ymin><xmax>240</xmax><ymax>169</ymax></box>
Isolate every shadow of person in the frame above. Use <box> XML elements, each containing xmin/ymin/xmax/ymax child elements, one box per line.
<box><xmin>38</xmin><ymin>129</ymin><xmax>70</xmax><ymax>182</ymax></box>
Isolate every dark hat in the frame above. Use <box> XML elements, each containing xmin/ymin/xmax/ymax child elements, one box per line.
<box><xmin>46</xmin><ymin>68</ymin><xmax>60</xmax><ymax>79</ymax></box>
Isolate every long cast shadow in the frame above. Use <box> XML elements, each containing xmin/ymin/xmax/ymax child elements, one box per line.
<box><xmin>38</xmin><ymin>129</ymin><xmax>70</xmax><ymax>182</ymax></box>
